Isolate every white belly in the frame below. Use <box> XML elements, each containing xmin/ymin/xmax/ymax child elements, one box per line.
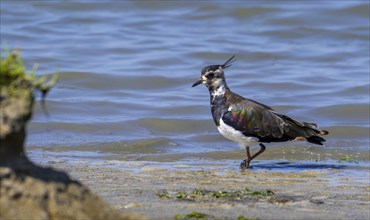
<box><xmin>217</xmin><ymin>118</ymin><xmax>259</xmax><ymax>147</ymax></box>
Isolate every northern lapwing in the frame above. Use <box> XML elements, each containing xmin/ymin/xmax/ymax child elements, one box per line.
<box><xmin>192</xmin><ymin>55</ymin><xmax>329</xmax><ymax>170</ymax></box>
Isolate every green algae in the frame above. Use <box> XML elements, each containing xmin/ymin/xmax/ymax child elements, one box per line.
<box><xmin>158</xmin><ymin>187</ymin><xmax>274</xmax><ymax>200</ymax></box>
<box><xmin>0</xmin><ymin>49</ymin><xmax>58</xmax><ymax>98</ymax></box>
<box><xmin>0</xmin><ymin>48</ymin><xmax>58</xmax><ymax>118</ymax></box>
<box><xmin>175</xmin><ymin>211</ymin><xmax>208</xmax><ymax>219</ymax></box>
<box><xmin>237</xmin><ymin>216</ymin><xmax>257</xmax><ymax>220</ymax></box>
<box><xmin>174</xmin><ymin>211</ymin><xmax>256</xmax><ymax>220</ymax></box>
<box><xmin>339</xmin><ymin>156</ymin><xmax>359</xmax><ymax>163</ymax></box>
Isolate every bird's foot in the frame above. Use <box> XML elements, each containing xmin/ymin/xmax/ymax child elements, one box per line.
<box><xmin>240</xmin><ymin>159</ymin><xmax>250</xmax><ymax>171</ymax></box>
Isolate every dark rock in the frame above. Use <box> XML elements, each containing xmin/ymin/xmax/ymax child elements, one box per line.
<box><xmin>0</xmin><ymin>63</ymin><xmax>143</xmax><ymax>219</ymax></box>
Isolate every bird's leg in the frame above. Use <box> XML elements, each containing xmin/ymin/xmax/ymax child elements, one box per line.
<box><xmin>240</xmin><ymin>144</ymin><xmax>266</xmax><ymax>171</ymax></box>
<box><xmin>246</xmin><ymin>146</ymin><xmax>252</xmax><ymax>158</ymax></box>
<box><xmin>240</xmin><ymin>146</ymin><xmax>251</xmax><ymax>171</ymax></box>
<box><xmin>250</xmin><ymin>143</ymin><xmax>266</xmax><ymax>161</ymax></box>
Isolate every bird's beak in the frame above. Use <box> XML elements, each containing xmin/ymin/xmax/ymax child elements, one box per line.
<box><xmin>192</xmin><ymin>79</ymin><xmax>203</xmax><ymax>87</ymax></box>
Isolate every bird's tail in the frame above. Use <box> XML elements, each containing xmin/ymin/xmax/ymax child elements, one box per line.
<box><xmin>302</xmin><ymin>122</ymin><xmax>329</xmax><ymax>135</ymax></box>
<box><xmin>301</xmin><ymin>122</ymin><xmax>329</xmax><ymax>145</ymax></box>
<box><xmin>275</xmin><ymin>113</ymin><xmax>329</xmax><ymax>145</ymax></box>
<box><xmin>306</xmin><ymin>135</ymin><xmax>326</xmax><ymax>145</ymax></box>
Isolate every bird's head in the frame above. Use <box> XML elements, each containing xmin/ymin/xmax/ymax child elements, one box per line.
<box><xmin>192</xmin><ymin>55</ymin><xmax>236</xmax><ymax>88</ymax></box>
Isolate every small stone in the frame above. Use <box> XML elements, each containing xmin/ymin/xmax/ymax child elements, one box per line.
<box><xmin>124</xmin><ymin>202</ymin><xmax>142</xmax><ymax>209</ymax></box>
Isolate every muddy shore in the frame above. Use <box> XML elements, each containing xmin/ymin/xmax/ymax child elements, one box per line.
<box><xmin>40</xmin><ymin>160</ymin><xmax>369</xmax><ymax>220</ymax></box>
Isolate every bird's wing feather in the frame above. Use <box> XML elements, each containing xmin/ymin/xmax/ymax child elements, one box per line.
<box><xmin>222</xmin><ymin>102</ymin><xmax>286</xmax><ymax>138</ymax></box>
<box><xmin>270</xmin><ymin>111</ymin><xmax>322</xmax><ymax>137</ymax></box>
<box><xmin>222</xmin><ymin>101</ymin><xmax>324</xmax><ymax>140</ymax></box>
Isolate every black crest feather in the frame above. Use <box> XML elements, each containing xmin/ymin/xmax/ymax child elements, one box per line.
<box><xmin>221</xmin><ymin>55</ymin><xmax>236</xmax><ymax>69</ymax></box>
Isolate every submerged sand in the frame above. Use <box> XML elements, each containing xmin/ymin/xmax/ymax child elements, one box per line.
<box><xmin>42</xmin><ymin>160</ymin><xmax>369</xmax><ymax>220</ymax></box>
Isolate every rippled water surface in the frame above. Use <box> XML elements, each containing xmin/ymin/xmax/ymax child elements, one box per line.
<box><xmin>1</xmin><ymin>1</ymin><xmax>369</xmax><ymax>168</ymax></box>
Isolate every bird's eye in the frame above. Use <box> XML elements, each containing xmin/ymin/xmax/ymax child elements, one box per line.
<box><xmin>207</xmin><ymin>73</ymin><xmax>214</xmax><ymax>78</ymax></box>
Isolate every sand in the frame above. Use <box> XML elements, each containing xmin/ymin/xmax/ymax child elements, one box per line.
<box><xmin>42</xmin><ymin>160</ymin><xmax>369</xmax><ymax>220</ymax></box>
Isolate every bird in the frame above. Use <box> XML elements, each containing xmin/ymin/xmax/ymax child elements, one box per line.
<box><xmin>192</xmin><ymin>55</ymin><xmax>329</xmax><ymax>170</ymax></box>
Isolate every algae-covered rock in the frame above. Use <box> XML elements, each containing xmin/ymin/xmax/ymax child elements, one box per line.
<box><xmin>0</xmin><ymin>49</ymin><xmax>57</xmax><ymax>157</ymax></box>
<box><xmin>0</xmin><ymin>50</ymin><xmax>142</xmax><ymax>219</ymax></box>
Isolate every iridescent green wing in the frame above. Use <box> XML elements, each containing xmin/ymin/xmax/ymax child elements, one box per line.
<box><xmin>222</xmin><ymin>102</ymin><xmax>286</xmax><ymax>138</ymax></box>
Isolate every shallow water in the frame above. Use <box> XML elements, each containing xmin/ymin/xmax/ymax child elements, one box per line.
<box><xmin>1</xmin><ymin>1</ymin><xmax>369</xmax><ymax>169</ymax></box>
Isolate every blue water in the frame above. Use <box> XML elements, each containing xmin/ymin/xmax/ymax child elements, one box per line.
<box><xmin>1</xmin><ymin>1</ymin><xmax>369</xmax><ymax>166</ymax></box>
